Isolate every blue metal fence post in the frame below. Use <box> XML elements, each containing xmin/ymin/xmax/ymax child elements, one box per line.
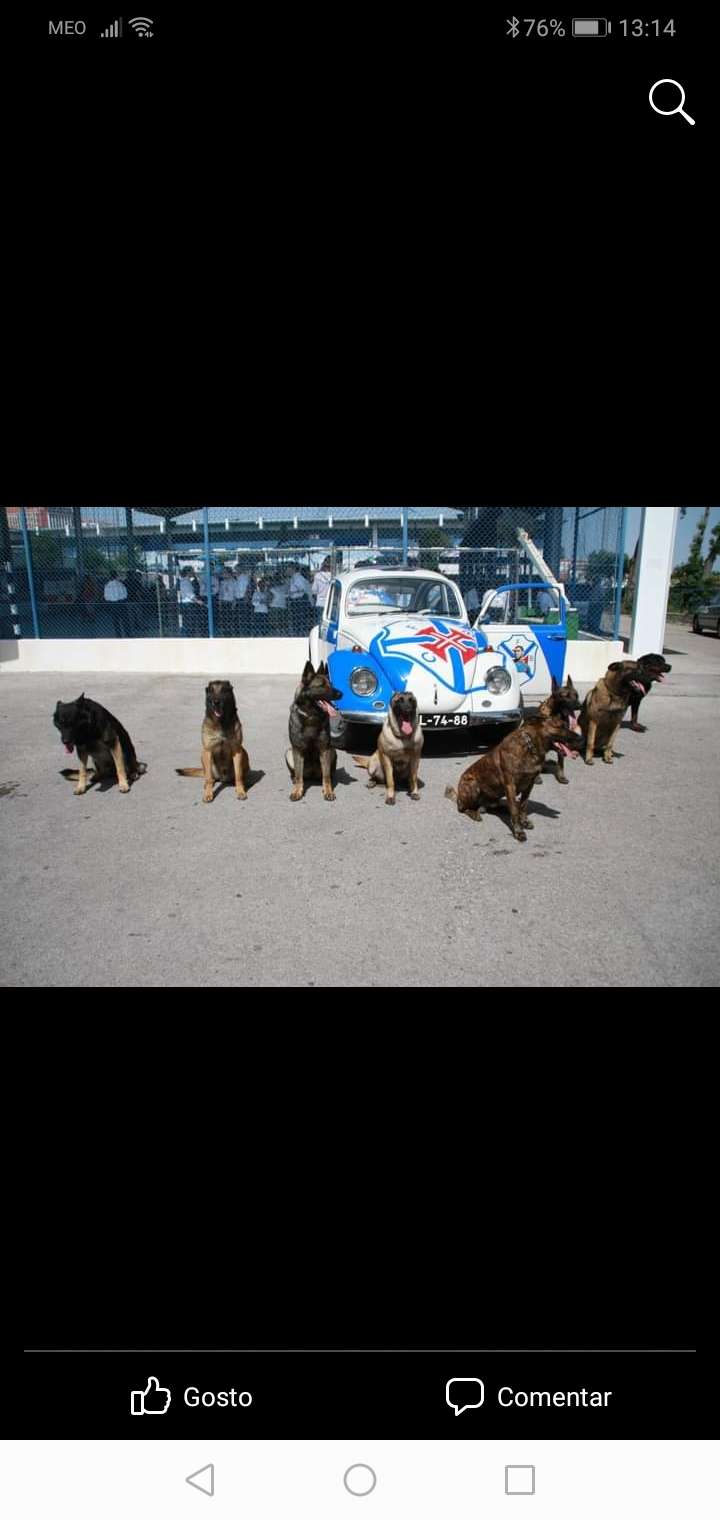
<box><xmin>402</xmin><ymin>507</ymin><xmax>409</xmax><ymax>563</ymax></box>
<box><xmin>20</xmin><ymin>508</ymin><xmax>41</xmax><ymax>639</ymax></box>
<box><xmin>202</xmin><ymin>506</ymin><xmax>215</xmax><ymax>638</ymax></box>
<box><xmin>613</xmin><ymin>507</ymin><xmax>628</xmax><ymax>640</ymax></box>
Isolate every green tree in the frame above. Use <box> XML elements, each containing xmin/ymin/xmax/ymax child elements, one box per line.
<box><xmin>703</xmin><ymin>520</ymin><xmax>720</xmax><ymax>573</ymax></box>
<box><xmin>415</xmin><ymin>522</ymin><xmax>450</xmax><ymax>571</ymax></box>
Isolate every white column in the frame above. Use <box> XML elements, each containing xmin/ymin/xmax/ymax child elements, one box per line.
<box><xmin>629</xmin><ymin>507</ymin><xmax>679</xmax><ymax>657</ymax></box>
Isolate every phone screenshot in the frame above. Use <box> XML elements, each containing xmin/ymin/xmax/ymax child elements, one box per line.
<box><xmin>4</xmin><ymin>6</ymin><xmax>713</xmax><ymax>1518</ymax></box>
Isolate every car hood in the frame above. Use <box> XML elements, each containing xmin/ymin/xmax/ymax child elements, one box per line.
<box><xmin>363</xmin><ymin>615</ymin><xmax>499</xmax><ymax>711</ymax></box>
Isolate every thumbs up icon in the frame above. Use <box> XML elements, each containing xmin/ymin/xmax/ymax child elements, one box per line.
<box><xmin>130</xmin><ymin>1376</ymin><xmax>172</xmax><ymax>1415</ymax></box>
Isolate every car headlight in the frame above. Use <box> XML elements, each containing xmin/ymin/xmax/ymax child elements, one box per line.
<box><xmin>350</xmin><ymin>666</ymin><xmax>379</xmax><ymax>697</ymax></box>
<box><xmin>485</xmin><ymin>665</ymin><xmax>512</xmax><ymax>695</ymax></box>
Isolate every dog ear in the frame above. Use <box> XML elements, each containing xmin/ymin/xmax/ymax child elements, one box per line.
<box><xmin>607</xmin><ymin>663</ymin><xmax>624</xmax><ymax>673</ymax></box>
<box><xmin>551</xmin><ymin>675</ymin><xmax>559</xmax><ymax>692</ymax></box>
<box><xmin>301</xmin><ymin>660</ymin><xmax>315</xmax><ymax>683</ymax></box>
<box><xmin>565</xmin><ymin>673</ymin><xmax>573</xmax><ymax>688</ymax></box>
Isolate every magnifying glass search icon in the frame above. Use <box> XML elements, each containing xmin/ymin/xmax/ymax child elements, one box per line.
<box><xmin>649</xmin><ymin>79</ymin><xmax>695</xmax><ymax>125</ymax></box>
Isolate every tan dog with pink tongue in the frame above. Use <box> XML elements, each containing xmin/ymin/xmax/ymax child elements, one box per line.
<box><xmin>353</xmin><ymin>690</ymin><xmax>423</xmax><ymax>805</ymax></box>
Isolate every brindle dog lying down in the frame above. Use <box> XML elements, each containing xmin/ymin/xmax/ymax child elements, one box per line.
<box><xmin>445</xmin><ymin>709</ymin><xmax>579</xmax><ymax>843</ymax></box>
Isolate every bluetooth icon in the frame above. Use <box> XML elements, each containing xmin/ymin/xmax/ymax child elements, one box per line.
<box><xmin>506</xmin><ymin>16</ymin><xmax>520</xmax><ymax>37</ymax></box>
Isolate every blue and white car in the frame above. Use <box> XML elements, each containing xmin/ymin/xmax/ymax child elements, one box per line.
<box><xmin>309</xmin><ymin>568</ymin><xmax>527</xmax><ymax>749</ymax></box>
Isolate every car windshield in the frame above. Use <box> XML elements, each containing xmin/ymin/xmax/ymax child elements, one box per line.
<box><xmin>346</xmin><ymin>578</ymin><xmax>464</xmax><ymax>618</ymax></box>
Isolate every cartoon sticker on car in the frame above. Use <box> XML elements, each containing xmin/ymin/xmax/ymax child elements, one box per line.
<box><xmin>499</xmin><ymin>634</ymin><xmax>538</xmax><ymax>685</ymax></box>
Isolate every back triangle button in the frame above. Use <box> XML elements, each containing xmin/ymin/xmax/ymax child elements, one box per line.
<box><xmin>186</xmin><ymin>1463</ymin><xmax>215</xmax><ymax>1497</ymax></box>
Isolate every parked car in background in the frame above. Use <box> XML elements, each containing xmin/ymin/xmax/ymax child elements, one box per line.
<box><xmin>693</xmin><ymin>594</ymin><xmax>720</xmax><ymax>636</ymax></box>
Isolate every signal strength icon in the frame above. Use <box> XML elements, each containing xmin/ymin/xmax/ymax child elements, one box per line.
<box><xmin>129</xmin><ymin>16</ymin><xmax>154</xmax><ymax>36</ymax></box>
<box><xmin>100</xmin><ymin>18</ymin><xmax>122</xmax><ymax>37</ymax></box>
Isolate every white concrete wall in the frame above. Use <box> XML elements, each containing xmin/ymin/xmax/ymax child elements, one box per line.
<box><xmin>0</xmin><ymin>636</ymin><xmax>624</xmax><ymax>686</ymax></box>
<box><xmin>629</xmin><ymin>507</ymin><xmax>679</xmax><ymax>657</ymax></box>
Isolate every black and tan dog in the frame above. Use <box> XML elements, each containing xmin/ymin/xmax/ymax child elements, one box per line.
<box><xmin>578</xmin><ymin>662</ymin><xmax>647</xmax><ymax>765</ymax></box>
<box><xmin>54</xmin><ymin>693</ymin><xmax>146</xmax><ymax>794</ymax></box>
<box><xmin>176</xmin><ymin>679</ymin><xmax>250</xmax><ymax>802</ymax></box>
<box><xmin>352</xmin><ymin>690</ymin><xmax>423</xmax><ymax>804</ymax></box>
<box><xmin>612</xmin><ymin>652</ymin><xmax>672</xmax><ymax>732</ymax></box>
<box><xmin>285</xmin><ymin>661</ymin><xmax>343</xmax><ymax>802</ymax></box>
<box><xmin>536</xmin><ymin>673</ymin><xmax>582</xmax><ymax>784</ymax></box>
<box><xmin>445</xmin><ymin>709</ymin><xmax>578</xmax><ymax>842</ymax></box>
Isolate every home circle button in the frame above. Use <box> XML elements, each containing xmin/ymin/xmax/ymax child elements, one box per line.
<box><xmin>343</xmin><ymin>1464</ymin><xmax>377</xmax><ymax>1497</ymax></box>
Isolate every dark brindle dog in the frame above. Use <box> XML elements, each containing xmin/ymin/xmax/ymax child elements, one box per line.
<box><xmin>445</xmin><ymin>709</ymin><xmax>578</xmax><ymax>843</ymax></box>
<box><xmin>176</xmin><ymin>679</ymin><xmax>250</xmax><ymax>802</ymax></box>
<box><xmin>352</xmin><ymin>690</ymin><xmax>423</xmax><ymax>804</ymax></box>
<box><xmin>285</xmin><ymin>661</ymin><xmax>343</xmax><ymax>802</ymax></box>
<box><xmin>578</xmin><ymin>662</ymin><xmax>647</xmax><ymax>765</ymax></box>
<box><xmin>611</xmin><ymin>652</ymin><xmax>671</xmax><ymax>732</ymax></box>
<box><xmin>536</xmin><ymin>673</ymin><xmax>582</xmax><ymax>784</ymax></box>
<box><xmin>54</xmin><ymin>693</ymin><xmax>146</xmax><ymax>794</ymax></box>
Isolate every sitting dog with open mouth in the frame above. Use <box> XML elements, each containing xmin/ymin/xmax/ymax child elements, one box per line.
<box><xmin>176</xmin><ymin>679</ymin><xmax>251</xmax><ymax>802</ymax></box>
<box><xmin>54</xmin><ymin>693</ymin><xmax>146</xmax><ymax>794</ymax></box>
<box><xmin>286</xmin><ymin>661</ymin><xmax>344</xmax><ymax>802</ymax></box>
<box><xmin>579</xmin><ymin>662</ymin><xmax>647</xmax><ymax>765</ymax></box>
<box><xmin>352</xmin><ymin>690</ymin><xmax>423</xmax><ymax>804</ymax></box>
<box><xmin>610</xmin><ymin>653</ymin><xmax>672</xmax><ymax>732</ymax></box>
<box><xmin>535</xmin><ymin>673</ymin><xmax>582</xmax><ymax>784</ymax></box>
<box><xmin>445</xmin><ymin>708</ymin><xmax>579</xmax><ymax>843</ymax></box>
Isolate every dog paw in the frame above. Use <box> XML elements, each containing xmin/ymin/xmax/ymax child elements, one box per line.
<box><xmin>515</xmin><ymin>831</ymin><xmax>527</xmax><ymax>843</ymax></box>
<box><xmin>584</xmin><ymin>757</ymin><xmax>595</xmax><ymax>766</ymax></box>
<box><xmin>603</xmin><ymin>755</ymin><xmax>614</xmax><ymax>765</ymax></box>
<box><xmin>409</xmin><ymin>791</ymin><xmax>420</xmax><ymax>801</ymax></box>
<box><xmin>366</xmin><ymin>780</ymin><xmax>376</xmax><ymax>789</ymax></box>
<box><xmin>557</xmin><ymin>774</ymin><xmax>570</xmax><ymax>785</ymax></box>
<box><xmin>631</xmin><ymin>723</ymin><xmax>646</xmax><ymax>733</ymax></box>
<box><xmin>324</xmin><ymin>791</ymin><xmax>336</xmax><ymax>802</ymax></box>
<box><xmin>290</xmin><ymin>789</ymin><xmax>303</xmax><ymax>801</ymax></box>
<box><xmin>385</xmin><ymin>795</ymin><xmax>396</xmax><ymax>805</ymax></box>
<box><xmin>73</xmin><ymin>787</ymin><xmax>86</xmax><ymax>796</ymax></box>
<box><xmin>523</xmin><ymin>818</ymin><xmax>534</xmax><ymax>829</ymax></box>
<box><xmin>119</xmin><ymin>783</ymin><xmax>130</xmax><ymax>793</ymax></box>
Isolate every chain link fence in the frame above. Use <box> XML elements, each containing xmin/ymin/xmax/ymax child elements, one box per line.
<box><xmin>1</xmin><ymin>505</ymin><xmax>628</xmax><ymax>640</ymax></box>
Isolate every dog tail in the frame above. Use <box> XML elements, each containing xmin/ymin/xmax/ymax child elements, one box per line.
<box><xmin>444</xmin><ymin>785</ymin><xmax>458</xmax><ymax>803</ymax></box>
<box><xmin>175</xmin><ymin>767</ymin><xmax>205</xmax><ymax>777</ymax></box>
<box><xmin>352</xmin><ymin>755</ymin><xmax>371</xmax><ymax>769</ymax></box>
<box><xmin>60</xmin><ymin>768</ymin><xmax>84</xmax><ymax>781</ymax></box>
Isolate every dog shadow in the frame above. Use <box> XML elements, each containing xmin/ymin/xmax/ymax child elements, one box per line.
<box><xmin>212</xmin><ymin>767</ymin><xmax>266</xmax><ymax>797</ymax></box>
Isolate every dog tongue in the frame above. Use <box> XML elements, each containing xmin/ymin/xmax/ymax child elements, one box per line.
<box><xmin>64</xmin><ymin>743</ymin><xmax>74</xmax><ymax>754</ymax></box>
<box><xmin>401</xmin><ymin>720</ymin><xmax>413</xmax><ymax>735</ymax></box>
<box><xmin>318</xmin><ymin>700</ymin><xmax>337</xmax><ymax>717</ymax></box>
<box><xmin>569</xmin><ymin>713</ymin><xmax>580</xmax><ymax>732</ymax></box>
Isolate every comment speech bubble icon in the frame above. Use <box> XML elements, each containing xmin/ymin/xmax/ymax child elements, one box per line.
<box><xmin>446</xmin><ymin>1377</ymin><xmax>484</xmax><ymax>1416</ymax></box>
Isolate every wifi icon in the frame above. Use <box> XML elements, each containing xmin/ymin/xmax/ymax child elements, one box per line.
<box><xmin>129</xmin><ymin>16</ymin><xmax>154</xmax><ymax>36</ymax></box>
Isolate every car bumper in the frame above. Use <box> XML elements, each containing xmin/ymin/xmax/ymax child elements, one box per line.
<box><xmin>331</xmin><ymin>707</ymin><xmax>523</xmax><ymax>735</ymax></box>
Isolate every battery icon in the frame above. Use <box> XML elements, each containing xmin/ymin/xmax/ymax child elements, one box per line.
<box><xmin>572</xmin><ymin>18</ymin><xmax>610</xmax><ymax>35</ymax></box>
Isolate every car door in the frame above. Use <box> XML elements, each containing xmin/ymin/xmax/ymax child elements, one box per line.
<box><xmin>314</xmin><ymin>579</ymin><xmax>342</xmax><ymax>664</ymax></box>
<box><xmin>476</xmin><ymin>582</ymin><xmax>567</xmax><ymax>697</ymax></box>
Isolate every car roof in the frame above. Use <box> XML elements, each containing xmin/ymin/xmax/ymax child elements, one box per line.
<box><xmin>337</xmin><ymin>567</ymin><xmax>455</xmax><ymax>585</ymax></box>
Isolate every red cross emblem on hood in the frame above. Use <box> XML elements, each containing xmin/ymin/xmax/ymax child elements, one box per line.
<box><xmin>414</xmin><ymin>624</ymin><xmax>478</xmax><ymax>665</ymax></box>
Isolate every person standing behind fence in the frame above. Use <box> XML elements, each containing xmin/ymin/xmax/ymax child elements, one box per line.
<box><xmin>288</xmin><ymin>563</ymin><xmax>313</xmax><ymax>637</ymax></box>
<box><xmin>124</xmin><ymin>567</ymin><xmax>144</xmax><ymax>635</ymax></box>
<box><xmin>178</xmin><ymin>565</ymin><xmax>203</xmax><ymax>636</ymax></box>
<box><xmin>268</xmin><ymin>571</ymin><xmax>290</xmax><ymax>636</ymax></box>
<box><xmin>218</xmin><ymin>567</ymin><xmax>236</xmax><ymax>636</ymax></box>
<box><xmin>311</xmin><ymin>557</ymin><xmax>332</xmax><ymax>627</ymax></box>
<box><xmin>251</xmin><ymin>576</ymin><xmax>270</xmax><ymax>635</ymax></box>
<box><xmin>104</xmin><ymin>571</ymin><xmax>131</xmax><ymax>637</ymax></box>
<box><xmin>233</xmin><ymin>561</ymin><xmax>252</xmax><ymax>636</ymax></box>
<box><xmin>79</xmin><ymin>573</ymin><xmax>100</xmax><ymax>629</ymax></box>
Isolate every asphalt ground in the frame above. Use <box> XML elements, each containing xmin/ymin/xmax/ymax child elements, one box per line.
<box><xmin>1</xmin><ymin>623</ymin><xmax>718</xmax><ymax>987</ymax></box>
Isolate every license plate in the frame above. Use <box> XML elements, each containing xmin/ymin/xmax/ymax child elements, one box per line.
<box><xmin>420</xmin><ymin>713</ymin><xmax>469</xmax><ymax>729</ymax></box>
